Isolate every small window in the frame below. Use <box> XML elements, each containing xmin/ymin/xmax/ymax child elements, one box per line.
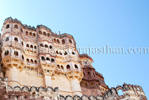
<box><xmin>30</xmin><ymin>45</ymin><xmax>33</xmax><ymax>48</ymax></box>
<box><xmin>29</xmin><ymin>32</ymin><xmax>32</xmax><ymax>36</ymax></box>
<box><xmin>57</xmin><ymin>39</ymin><xmax>60</xmax><ymax>43</ymax></box>
<box><xmin>26</xmin><ymin>31</ymin><xmax>28</xmax><ymax>36</ymax></box>
<box><xmin>34</xmin><ymin>60</ymin><xmax>37</xmax><ymax>64</ymax></box>
<box><xmin>45</xmin><ymin>44</ymin><xmax>48</xmax><ymax>48</ymax></box>
<box><xmin>5</xmin><ymin>37</ymin><xmax>9</xmax><ymax>41</ymax></box>
<box><xmin>66</xmin><ymin>65</ymin><xmax>71</xmax><ymax>70</ymax></box>
<box><xmin>64</xmin><ymin>51</ymin><xmax>67</xmax><ymax>55</ymax></box>
<box><xmin>6</xmin><ymin>24</ymin><xmax>10</xmax><ymax>29</ymax></box>
<box><xmin>22</xmin><ymin>55</ymin><xmax>24</xmax><ymax>60</ymax></box>
<box><xmin>14</xmin><ymin>51</ymin><xmax>18</xmax><ymax>56</ymax></box>
<box><xmin>56</xmin><ymin>51</ymin><xmax>58</xmax><ymax>54</ymax></box>
<box><xmin>40</xmin><ymin>44</ymin><xmax>43</xmax><ymax>47</ymax></box>
<box><xmin>33</xmin><ymin>33</ymin><xmax>36</xmax><ymax>37</ymax></box>
<box><xmin>54</xmin><ymin>38</ymin><xmax>56</xmax><ymax>42</ymax></box>
<box><xmin>14</xmin><ymin>25</ymin><xmax>18</xmax><ymax>29</ymax></box>
<box><xmin>47</xmin><ymin>33</ymin><xmax>50</xmax><ymax>37</ymax></box>
<box><xmin>41</xmin><ymin>56</ymin><xmax>45</xmax><ymax>61</ymax></box>
<box><xmin>61</xmin><ymin>65</ymin><xmax>64</xmax><ymax>69</ymax></box>
<box><xmin>69</xmin><ymin>39</ymin><xmax>72</xmax><ymax>43</ymax></box>
<box><xmin>26</xmin><ymin>44</ymin><xmax>29</xmax><ymax>47</ymax></box>
<box><xmin>88</xmin><ymin>72</ymin><xmax>90</xmax><ymax>75</ymax></box>
<box><xmin>39</xmin><ymin>31</ymin><xmax>42</xmax><ymax>35</ymax></box>
<box><xmin>34</xmin><ymin>46</ymin><xmax>36</xmax><ymax>49</ymax></box>
<box><xmin>21</xmin><ymin>42</ymin><xmax>23</xmax><ymax>45</ymax></box>
<box><xmin>62</xmin><ymin>39</ymin><xmax>65</xmax><ymax>44</ymax></box>
<box><xmin>26</xmin><ymin>59</ymin><xmax>29</xmax><ymax>63</ymax></box>
<box><xmin>43</xmin><ymin>32</ymin><xmax>46</xmax><ymax>36</ymax></box>
<box><xmin>57</xmin><ymin>65</ymin><xmax>60</xmax><ymax>69</ymax></box>
<box><xmin>72</xmin><ymin>51</ymin><xmax>75</xmax><ymax>55</ymax></box>
<box><xmin>21</xmin><ymin>28</ymin><xmax>23</xmax><ymax>32</ymax></box>
<box><xmin>74</xmin><ymin>64</ymin><xmax>78</xmax><ymax>69</ymax></box>
<box><xmin>51</xmin><ymin>58</ymin><xmax>55</xmax><ymax>62</ymax></box>
<box><xmin>46</xmin><ymin>57</ymin><xmax>50</xmax><ymax>61</ymax></box>
<box><xmin>4</xmin><ymin>50</ymin><xmax>9</xmax><ymax>56</ymax></box>
<box><xmin>49</xmin><ymin>45</ymin><xmax>52</xmax><ymax>49</ymax></box>
<box><xmin>30</xmin><ymin>59</ymin><xmax>33</xmax><ymax>64</ymax></box>
<box><xmin>14</xmin><ymin>37</ymin><xmax>18</xmax><ymax>42</ymax></box>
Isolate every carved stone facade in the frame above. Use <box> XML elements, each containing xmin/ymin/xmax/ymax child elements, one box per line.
<box><xmin>0</xmin><ymin>17</ymin><xmax>147</xmax><ymax>100</ymax></box>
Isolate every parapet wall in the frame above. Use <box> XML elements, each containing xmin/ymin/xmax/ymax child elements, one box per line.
<box><xmin>0</xmin><ymin>77</ymin><xmax>147</xmax><ymax>100</ymax></box>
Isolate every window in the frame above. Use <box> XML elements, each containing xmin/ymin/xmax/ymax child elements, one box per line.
<box><xmin>69</xmin><ymin>39</ymin><xmax>72</xmax><ymax>43</ymax></box>
<box><xmin>51</xmin><ymin>58</ymin><xmax>55</xmax><ymax>62</ymax></box>
<box><xmin>47</xmin><ymin>33</ymin><xmax>50</xmax><ymax>37</ymax></box>
<box><xmin>30</xmin><ymin>45</ymin><xmax>33</xmax><ymax>48</ymax></box>
<box><xmin>22</xmin><ymin>55</ymin><xmax>24</xmax><ymax>60</ymax></box>
<box><xmin>33</xmin><ymin>33</ymin><xmax>36</xmax><ymax>37</ymax></box>
<box><xmin>34</xmin><ymin>46</ymin><xmax>36</xmax><ymax>49</ymax></box>
<box><xmin>40</xmin><ymin>44</ymin><xmax>43</xmax><ymax>47</ymax></box>
<box><xmin>39</xmin><ymin>31</ymin><xmax>42</xmax><ymax>35</ymax></box>
<box><xmin>64</xmin><ymin>51</ymin><xmax>67</xmax><ymax>55</ymax></box>
<box><xmin>43</xmin><ymin>32</ymin><xmax>46</xmax><ymax>36</ymax></box>
<box><xmin>54</xmin><ymin>38</ymin><xmax>56</xmax><ymax>42</ymax></box>
<box><xmin>74</xmin><ymin>64</ymin><xmax>78</xmax><ymax>69</ymax></box>
<box><xmin>34</xmin><ymin>60</ymin><xmax>37</xmax><ymax>64</ymax></box>
<box><xmin>14</xmin><ymin>51</ymin><xmax>18</xmax><ymax>56</ymax></box>
<box><xmin>57</xmin><ymin>39</ymin><xmax>60</xmax><ymax>43</ymax></box>
<box><xmin>30</xmin><ymin>59</ymin><xmax>33</xmax><ymax>64</ymax></box>
<box><xmin>61</xmin><ymin>65</ymin><xmax>64</xmax><ymax>69</ymax></box>
<box><xmin>26</xmin><ymin>44</ymin><xmax>29</xmax><ymax>47</ymax></box>
<box><xmin>21</xmin><ymin>42</ymin><xmax>23</xmax><ymax>45</ymax></box>
<box><xmin>6</xmin><ymin>37</ymin><xmax>9</xmax><ymax>41</ymax></box>
<box><xmin>41</xmin><ymin>56</ymin><xmax>45</xmax><ymax>61</ymax></box>
<box><xmin>45</xmin><ymin>44</ymin><xmax>48</xmax><ymax>48</ymax></box>
<box><xmin>26</xmin><ymin>59</ymin><xmax>29</xmax><ymax>63</ymax></box>
<box><xmin>26</xmin><ymin>31</ymin><xmax>28</xmax><ymax>36</ymax></box>
<box><xmin>57</xmin><ymin>65</ymin><xmax>60</xmax><ymax>69</ymax></box>
<box><xmin>14</xmin><ymin>37</ymin><xmax>18</xmax><ymax>42</ymax></box>
<box><xmin>21</xmin><ymin>28</ymin><xmax>23</xmax><ymax>32</ymax></box>
<box><xmin>29</xmin><ymin>32</ymin><xmax>32</xmax><ymax>36</ymax></box>
<box><xmin>6</xmin><ymin>24</ymin><xmax>9</xmax><ymax>29</ymax></box>
<box><xmin>62</xmin><ymin>39</ymin><xmax>65</xmax><ymax>44</ymax></box>
<box><xmin>66</xmin><ymin>65</ymin><xmax>71</xmax><ymax>70</ymax></box>
<box><xmin>4</xmin><ymin>50</ymin><xmax>9</xmax><ymax>56</ymax></box>
<box><xmin>46</xmin><ymin>57</ymin><xmax>50</xmax><ymax>61</ymax></box>
<box><xmin>72</xmin><ymin>51</ymin><xmax>75</xmax><ymax>55</ymax></box>
<box><xmin>49</xmin><ymin>45</ymin><xmax>52</xmax><ymax>49</ymax></box>
<box><xmin>88</xmin><ymin>72</ymin><xmax>90</xmax><ymax>76</ymax></box>
<box><xmin>14</xmin><ymin>25</ymin><xmax>18</xmax><ymax>29</ymax></box>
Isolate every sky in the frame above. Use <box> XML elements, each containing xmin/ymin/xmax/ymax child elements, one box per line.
<box><xmin>0</xmin><ymin>0</ymin><xmax>149</xmax><ymax>98</ymax></box>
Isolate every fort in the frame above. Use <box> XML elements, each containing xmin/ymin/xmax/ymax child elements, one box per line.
<box><xmin>0</xmin><ymin>17</ymin><xmax>147</xmax><ymax>100</ymax></box>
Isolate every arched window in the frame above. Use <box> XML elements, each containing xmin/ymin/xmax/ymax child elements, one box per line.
<box><xmin>29</xmin><ymin>32</ymin><xmax>32</xmax><ymax>36</ymax></box>
<box><xmin>14</xmin><ymin>37</ymin><xmax>18</xmax><ymax>42</ymax></box>
<box><xmin>88</xmin><ymin>72</ymin><xmax>90</xmax><ymax>76</ymax></box>
<box><xmin>57</xmin><ymin>65</ymin><xmax>60</xmax><ymax>69</ymax></box>
<box><xmin>59</xmin><ymin>52</ymin><xmax>62</xmax><ymax>55</ymax></box>
<box><xmin>51</xmin><ymin>58</ymin><xmax>55</xmax><ymax>62</ymax></box>
<box><xmin>4</xmin><ymin>50</ymin><xmax>9</xmax><ymax>56</ymax></box>
<box><xmin>46</xmin><ymin>57</ymin><xmax>50</xmax><ymax>61</ymax></box>
<box><xmin>5</xmin><ymin>37</ymin><xmax>9</xmax><ymax>41</ymax></box>
<box><xmin>56</xmin><ymin>51</ymin><xmax>58</xmax><ymax>54</ymax></box>
<box><xmin>14</xmin><ymin>25</ymin><xmax>18</xmax><ymax>29</ymax></box>
<box><xmin>26</xmin><ymin>31</ymin><xmax>28</xmax><ymax>36</ymax></box>
<box><xmin>47</xmin><ymin>33</ymin><xmax>50</xmax><ymax>37</ymax></box>
<box><xmin>43</xmin><ymin>32</ymin><xmax>46</xmax><ymax>36</ymax></box>
<box><xmin>34</xmin><ymin>46</ymin><xmax>36</xmax><ymax>49</ymax></box>
<box><xmin>30</xmin><ymin>45</ymin><xmax>33</xmax><ymax>48</ymax></box>
<box><xmin>6</xmin><ymin>24</ymin><xmax>10</xmax><ymax>29</ymax></box>
<box><xmin>30</xmin><ymin>59</ymin><xmax>33</xmax><ymax>64</ymax></box>
<box><xmin>49</xmin><ymin>45</ymin><xmax>52</xmax><ymax>49</ymax></box>
<box><xmin>64</xmin><ymin>51</ymin><xmax>67</xmax><ymax>55</ymax></box>
<box><xmin>26</xmin><ymin>59</ymin><xmax>29</xmax><ymax>63</ymax></box>
<box><xmin>74</xmin><ymin>64</ymin><xmax>78</xmax><ymax>69</ymax></box>
<box><xmin>69</xmin><ymin>39</ymin><xmax>72</xmax><ymax>43</ymax></box>
<box><xmin>26</xmin><ymin>44</ymin><xmax>29</xmax><ymax>47</ymax></box>
<box><xmin>39</xmin><ymin>31</ymin><xmax>42</xmax><ymax>35</ymax></box>
<box><xmin>33</xmin><ymin>33</ymin><xmax>36</xmax><ymax>37</ymax></box>
<box><xmin>61</xmin><ymin>65</ymin><xmax>64</xmax><ymax>69</ymax></box>
<box><xmin>83</xmin><ymin>72</ymin><xmax>85</xmax><ymax>76</ymax></box>
<box><xmin>21</xmin><ymin>28</ymin><xmax>23</xmax><ymax>32</ymax></box>
<box><xmin>57</xmin><ymin>39</ymin><xmax>60</xmax><ymax>43</ymax></box>
<box><xmin>41</xmin><ymin>56</ymin><xmax>45</xmax><ymax>61</ymax></box>
<box><xmin>21</xmin><ymin>41</ymin><xmax>23</xmax><ymax>45</ymax></box>
<box><xmin>66</xmin><ymin>65</ymin><xmax>71</xmax><ymax>70</ymax></box>
<box><xmin>34</xmin><ymin>60</ymin><xmax>37</xmax><ymax>64</ymax></box>
<box><xmin>40</xmin><ymin>43</ymin><xmax>43</xmax><ymax>47</ymax></box>
<box><xmin>45</xmin><ymin>44</ymin><xmax>48</xmax><ymax>48</ymax></box>
<box><xmin>72</xmin><ymin>51</ymin><xmax>75</xmax><ymax>55</ymax></box>
<box><xmin>62</xmin><ymin>39</ymin><xmax>65</xmax><ymax>44</ymax></box>
<box><xmin>14</xmin><ymin>51</ymin><xmax>18</xmax><ymax>56</ymax></box>
<box><xmin>54</xmin><ymin>38</ymin><xmax>56</xmax><ymax>42</ymax></box>
<box><xmin>22</xmin><ymin>55</ymin><xmax>24</xmax><ymax>60</ymax></box>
